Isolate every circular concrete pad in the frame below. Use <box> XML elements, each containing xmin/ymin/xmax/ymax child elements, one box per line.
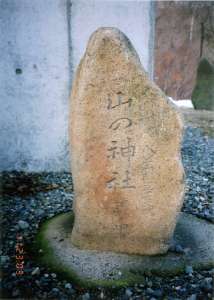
<box><xmin>36</xmin><ymin>212</ymin><xmax>214</xmax><ymax>286</ymax></box>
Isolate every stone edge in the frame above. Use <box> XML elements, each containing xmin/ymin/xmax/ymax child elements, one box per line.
<box><xmin>34</xmin><ymin>213</ymin><xmax>145</xmax><ymax>288</ymax></box>
<box><xmin>34</xmin><ymin>212</ymin><xmax>214</xmax><ymax>288</ymax></box>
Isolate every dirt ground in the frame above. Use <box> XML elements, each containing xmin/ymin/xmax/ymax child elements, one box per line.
<box><xmin>181</xmin><ymin>108</ymin><xmax>214</xmax><ymax>137</ymax></box>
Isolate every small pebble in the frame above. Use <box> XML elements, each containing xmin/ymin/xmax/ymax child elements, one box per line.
<box><xmin>125</xmin><ymin>288</ymin><xmax>133</xmax><ymax>297</ymax></box>
<box><xmin>51</xmin><ymin>273</ymin><xmax>57</xmax><ymax>278</ymax></box>
<box><xmin>146</xmin><ymin>288</ymin><xmax>154</xmax><ymax>295</ymax></box>
<box><xmin>51</xmin><ymin>288</ymin><xmax>59</xmax><ymax>294</ymax></box>
<box><xmin>147</xmin><ymin>280</ymin><xmax>153</xmax><ymax>287</ymax></box>
<box><xmin>175</xmin><ymin>244</ymin><xmax>185</xmax><ymax>254</ymax></box>
<box><xmin>65</xmin><ymin>283</ymin><xmax>72</xmax><ymax>289</ymax></box>
<box><xmin>187</xmin><ymin>294</ymin><xmax>197</xmax><ymax>300</ymax></box>
<box><xmin>200</xmin><ymin>277</ymin><xmax>213</xmax><ymax>292</ymax></box>
<box><xmin>82</xmin><ymin>292</ymin><xmax>90</xmax><ymax>300</ymax></box>
<box><xmin>152</xmin><ymin>289</ymin><xmax>163</xmax><ymax>297</ymax></box>
<box><xmin>0</xmin><ymin>255</ymin><xmax>9</xmax><ymax>264</ymax></box>
<box><xmin>31</xmin><ymin>267</ymin><xmax>40</xmax><ymax>276</ymax></box>
<box><xmin>185</xmin><ymin>265</ymin><xmax>193</xmax><ymax>275</ymax></box>
<box><xmin>18</xmin><ymin>220</ymin><xmax>29</xmax><ymax>229</ymax></box>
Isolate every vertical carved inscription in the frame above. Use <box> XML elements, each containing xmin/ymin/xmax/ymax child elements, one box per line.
<box><xmin>106</xmin><ymin>93</ymin><xmax>136</xmax><ymax>190</ymax></box>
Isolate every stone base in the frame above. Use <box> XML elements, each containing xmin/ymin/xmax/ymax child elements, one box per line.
<box><xmin>36</xmin><ymin>212</ymin><xmax>214</xmax><ymax>287</ymax></box>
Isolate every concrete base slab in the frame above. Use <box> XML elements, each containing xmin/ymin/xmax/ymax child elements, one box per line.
<box><xmin>36</xmin><ymin>212</ymin><xmax>214</xmax><ymax>287</ymax></box>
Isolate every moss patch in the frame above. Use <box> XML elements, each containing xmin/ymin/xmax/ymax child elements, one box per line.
<box><xmin>34</xmin><ymin>213</ymin><xmax>146</xmax><ymax>288</ymax></box>
<box><xmin>34</xmin><ymin>212</ymin><xmax>214</xmax><ymax>288</ymax></box>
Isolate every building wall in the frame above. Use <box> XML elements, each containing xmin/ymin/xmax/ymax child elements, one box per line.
<box><xmin>0</xmin><ymin>0</ymin><xmax>70</xmax><ymax>172</ymax></box>
<box><xmin>154</xmin><ymin>1</ymin><xmax>214</xmax><ymax>100</ymax></box>
<box><xmin>70</xmin><ymin>0</ymin><xmax>155</xmax><ymax>79</ymax></box>
<box><xmin>0</xmin><ymin>0</ymin><xmax>155</xmax><ymax>172</ymax></box>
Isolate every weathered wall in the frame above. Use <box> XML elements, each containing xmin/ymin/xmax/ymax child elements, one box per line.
<box><xmin>0</xmin><ymin>0</ymin><xmax>155</xmax><ymax>172</ymax></box>
<box><xmin>154</xmin><ymin>1</ymin><xmax>214</xmax><ymax>100</ymax></box>
<box><xmin>0</xmin><ymin>0</ymin><xmax>70</xmax><ymax>172</ymax></box>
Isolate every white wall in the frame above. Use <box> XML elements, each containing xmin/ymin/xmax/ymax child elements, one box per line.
<box><xmin>0</xmin><ymin>0</ymin><xmax>155</xmax><ymax>172</ymax></box>
<box><xmin>70</xmin><ymin>0</ymin><xmax>154</xmax><ymax>77</ymax></box>
<box><xmin>0</xmin><ymin>0</ymin><xmax>70</xmax><ymax>171</ymax></box>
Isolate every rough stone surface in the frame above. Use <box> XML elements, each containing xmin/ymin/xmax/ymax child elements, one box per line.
<box><xmin>69</xmin><ymin>27</ymin><xmax>185</xmax><ymax>255</ymax></box>
<box><xmin>192</xmin><ymin>59</ymin><xmax>214</xmax><ymax>111</ymax></box>
<box><xmin>41</xmin><ymin>212</ymin><xmax>214</xmax><ymax>283</ymax></box>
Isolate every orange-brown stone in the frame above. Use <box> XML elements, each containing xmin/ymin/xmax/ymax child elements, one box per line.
<box><xmin>69</xmin><ymin>27</ymin><xmax>185</xmax><ymax>255</ymax></box>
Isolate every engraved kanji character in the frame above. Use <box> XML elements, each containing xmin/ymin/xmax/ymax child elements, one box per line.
<box><xmin>121</xmin><ymin>170</ymin><xmax>136</xmax><ymax>189</ymax></box>
<box><xmin>109</xmin><ymin>118</ymin><xmax>132</xmax><ymax>130</ymax></box>
<box><xmin>107</xmin><ymin>141</ymin><xmax>119</xmax><ymax>159</ymax></box>
<box><xmin>120</xmin><ymin>138</ymin><xmax>135</xmax><ymax>160</ymax></box>
<box><xmin>106</xmin><ymin>172</ymin><xmax>119</xmax><ymax>189</ymax></box>
<box><xmin>107</xmin><ymin>92</ymin><xmax>132</xmax><ymax>110</ymax></box>
<box><xmin>107</xmin><ymin>138</ymin><xmax>135</xmax><ymax>160</ymax></box>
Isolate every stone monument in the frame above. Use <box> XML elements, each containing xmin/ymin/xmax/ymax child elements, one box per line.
<box><xmin>69</xmin><ymin>27</ymin><xmax>185</xmax><ymax>255</ymax></box>
<box><xmin>36</xmin><ymin>28</ymin><xmax>214</xmax><ymax>284</ymax></box>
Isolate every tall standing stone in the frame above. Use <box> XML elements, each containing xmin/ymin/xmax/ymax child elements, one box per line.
<box><xmin>69</xmin><ymin>28</ymin><xmax>185</xmax><ymax>255</ymax></box>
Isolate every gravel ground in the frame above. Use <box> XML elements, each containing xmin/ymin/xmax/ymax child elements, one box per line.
<box><xmin>1</xmin><ymin>126</ymin><xmax>214</xmax><ymax>299</ymax></box>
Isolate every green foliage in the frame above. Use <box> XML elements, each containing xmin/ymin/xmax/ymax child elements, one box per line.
<box><xmin>192</xmin><ymin>59</ymin><xmax>214</xmax><ymax>111</ymax></box>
